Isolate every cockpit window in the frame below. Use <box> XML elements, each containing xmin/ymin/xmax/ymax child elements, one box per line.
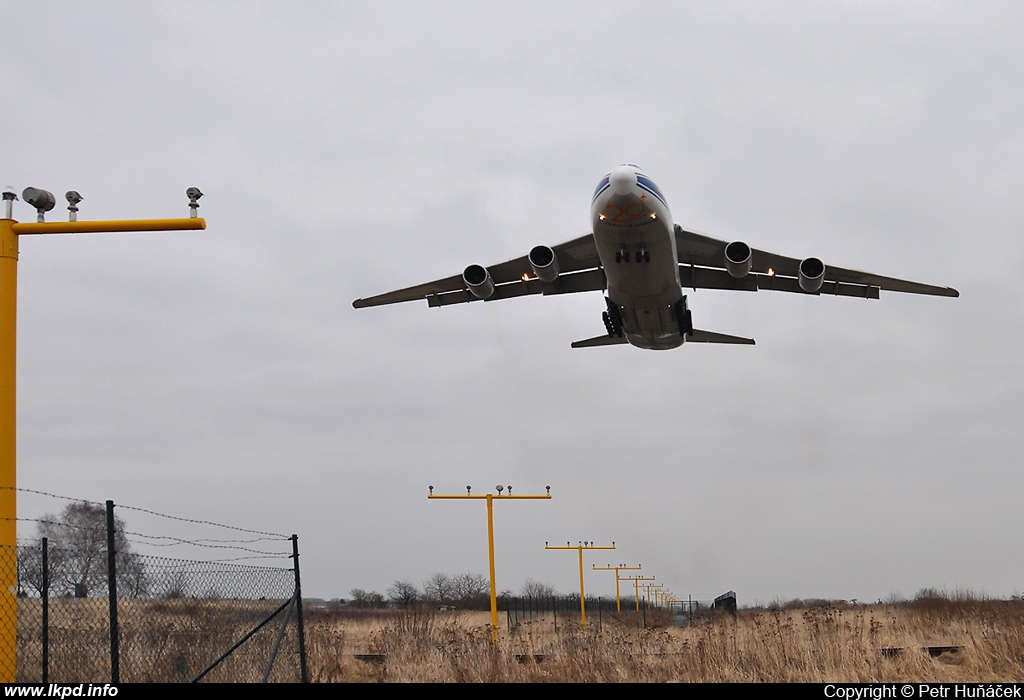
<box><xmin>592</xmin><ymin>176</ymin><xmax>610</xmax><ymax>202</ymax></box>
<box><xmin>635</xmin><ymin>174</ymin><xmax>667</xmax><ymax>207</ymax></box>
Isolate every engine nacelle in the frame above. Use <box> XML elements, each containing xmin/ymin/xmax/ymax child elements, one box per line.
<box><xmin>528</xmin><ymin>245</ymin><xmax>560</xmax><ymax>282</ymax></box>
<box><xmin>463</xmin><ymin>264</ymin><xmax>495</xmax><ymax>299</ymax></box>
<box><xmin>724</xmin><ymin>241</ymin><xmax>752</xmax><ymax>278</ymax></box>
<box><xmin>798</xmin><ymin>257</ymin><xmax>825</xmax><ymax>293</ymax></box>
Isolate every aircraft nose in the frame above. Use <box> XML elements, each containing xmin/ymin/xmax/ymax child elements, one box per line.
<box><xmin>608</xmin><ymin>165</ymin><xmax>636</xmax><ymax>195</ymax></box>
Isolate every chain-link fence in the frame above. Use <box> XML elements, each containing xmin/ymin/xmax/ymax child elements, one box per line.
<box><xmin>506</xmin><ymin>594</ymin><xmax>725</xmax><ymax>630</ymax></box>
<box><xmin>0</xmin><ymin>546</ymin><xmax>15</xmax><ymax>681</ymax></box>
<box><xmin>8</xmin><ymin>497</ymin><xmax>307</xmax><ymax>683</ymax></box>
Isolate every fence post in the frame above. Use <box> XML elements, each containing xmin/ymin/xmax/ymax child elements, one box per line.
<box><xmin>41</xmin><ymin>537</ymin><xmax>48</xmax><ymax>684</ymax></box>
<box><xmin>105</xmin><ymin>500</ymin><xmax>119</xmax><ymax>684</ymax></box>
<box><xmin>290</xmin><ymin>534</ymin><xmax>308</xmax><ymax>683</ymax></box>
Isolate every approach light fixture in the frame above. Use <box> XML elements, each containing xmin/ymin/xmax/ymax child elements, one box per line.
<box><xmin>2</xmin><ymin>188</ymin><xmax>16</xmax><ymax>219</ymax></box>
<box><xmin>186</xmin><ymin>187</ymin><xmax>203</xmax><ymax>218</ymax></box>
<box><xmin>22</xmin><ymin>188</ymin><xmax>55</xmax><ymax>222</ymax></box>
<box><xmin>65</xmin><ymin>191</ymin><xmax>82</xmax><ymax>221</ymax></box>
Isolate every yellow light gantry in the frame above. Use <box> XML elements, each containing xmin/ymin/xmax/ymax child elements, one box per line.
<box><xmin>591</xmin><ymin>563</ymin><xmax>641</xmax><ymax>612</ymax></box>
<box><xmin>428</xmin><ymin>484</ymin><xmax>551</xmax><ymax>644</ymax></box>
<box><xmin>640</xmin><ymin>582</ymin><xmax>664</xmax><ymax>610</ymax></box>
<box><xmin>620</xmin><ymin>574</ymin><xmax>656</xmax><ymax>612</ymax></box>
<box><xmin>0</xmin><ymin>189</ymin><xmax>205</xmax><ymax>680</ymax></box>
<box><xmin>545</xmin><ymin>540</ymin><xmax>614</xmax><ymax>628</ymax></box>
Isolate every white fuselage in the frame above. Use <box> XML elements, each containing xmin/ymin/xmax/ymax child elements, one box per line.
<box><xmin>590</xmin><ymin>165</ymin><xmax>685</xmax><ymax>349</ymax></box>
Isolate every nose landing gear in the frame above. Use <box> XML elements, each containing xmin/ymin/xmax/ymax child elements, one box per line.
<box><xmin>614</xmin><ymin>244</ymin><xmax>650</xmax><ymax>263</ymax></box>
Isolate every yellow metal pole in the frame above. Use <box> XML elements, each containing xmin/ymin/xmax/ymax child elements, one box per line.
<box><xmin>592</xmin><ymin>564</ymin><xmax>641</xmax><ymax>612</ymax></box>
<box><xmin>545</xmin><ymin>541</ymin><xmax>614</xmax><ymax>629</ymax></box>
<box><xmin>641</xmin><ymin>583</ymin><xmax>663</xmax><ymax>611</ymax></box>
<box><xmin>486</xmin><ymin>494</ymin><xmax>497</xmax><ymax>644</ymax></box>
<box><xmin>621</xmin><ymin>575</ymin><xmax>654</xmax><ymax>612</ymax></box>
<box><xmin>429</xmin><ymin>486</ymin><xmax>551</xmax><ymax>645</ymax></box>
<box><xmin>577</xmin><ymin>547</ymin><xmax>585</xmax><ymax>628</ymax></box>
<box><xmin>0</xmin><ymin>218</ymin><xmax>18</xmax><ymax>681</ymax></box>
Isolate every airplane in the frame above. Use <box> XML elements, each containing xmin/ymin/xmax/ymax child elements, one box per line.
<box><xmin>352</xmin><ymin>164</ymin><xmax>959</xmax><ymax>350</ymax></box>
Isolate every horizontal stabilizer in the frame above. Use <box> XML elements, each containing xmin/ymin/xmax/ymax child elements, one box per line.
<box><xmin>570</xmin><ymin>334</ymin><xmax>629</xmax><ymax>349</ymax></box>
<box><xmin>687</xmin><ymin>329</ymin><xmax>755</xmax><ymax>345</ymax></box>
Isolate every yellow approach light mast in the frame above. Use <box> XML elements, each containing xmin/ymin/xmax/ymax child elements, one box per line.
<box><xmin>621</xmin><ymin>574</ymin><xmax>655</xmax><ymax>612</ymax></box>
<box><xmin>592</xmin><ymin>563</ymin><xmax>641</xmax><ymax>612</ymax></box>
<box><xmin>428</xmin><ymin>485</ymin><xmax>551</xmax><ymax>644</ymax></box>
<box><xmin>545</xmin><ymin>540</ymin><xmax>615</xmax><ymax>628</ymax></box>
<box><xmin>0</xmin><ymin>186</ymin><xmax>205</xmax><ymax>680</ymax></box>
<box><xmin>641</xmin><ymin>582</ymin><xmax>664</xmax><ymax>610</ymax></box>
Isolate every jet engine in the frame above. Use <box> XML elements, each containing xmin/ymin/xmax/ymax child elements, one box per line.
<box><xmin>798</xmin><ymin>257</ymin><xmax>825</xmax><ymax>293</ymax></box>
<box><xmin>724</xmin><ymin>241</ymin><xmax>752</xmax><ymax>278</ymax></box>
<box><xmin>463</xmin><ymin>264</ymin><xmax>495</xmax><ymax>299</ymax></box>
<box><xmin>528</xmin><ymin>245</ymin><xmax>560</xmax><ymax>282</ymax></box>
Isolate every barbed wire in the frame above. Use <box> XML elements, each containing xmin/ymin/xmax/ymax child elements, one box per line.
<box><xmin>128</xmin><ymin>533</ymin><xmax>283</xmax><ymax>544</ymax></box>
<box><xmin>9</xmin><ymin>518</ymin><xmax>289</xmax><ymax>557</ymax></box>
<box><xmin>6</xmin><ymin>485</ymin><xmax>289</xmax><ymax>539</ymax></box>
<box><xmin>139</xmin><ymin>559</ymin><xmax>296</xmax><ymax>568</ymax></box>
<box><xmin>124</xmin><ymin>534</ymin><xmax>288</xmax><ymax>557</ymax></box>
<box><xmin>116</xmin><ymin>503</ymin><xmax>289</xmax><ymax>540</ymax></box>
<box><xmin>17</xmin><ymin>537</ymin><xmax>292</xmax><ymax>566</ymax></box>
<box><xmin>9</xmin><ymin>516</ymin><xmax>114</xmax><ymax>533</ymax></box>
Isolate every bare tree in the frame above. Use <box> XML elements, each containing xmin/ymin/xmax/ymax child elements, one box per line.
<box><xmin>387</xmin><ymin>579</ymin><xmax>421</xmax><ymax>607</ymax></box>
<box><xmin>521</xmin><ymin>578</ymin><xmax>557</xmax><ymax>599</ymax></box>
<box><xmin>16</xmin><ymin>542</ymin><xmax>48</xmax><ymax>597</ymax></box>
<box><xmin>452</xmin><ymin>572</ymin><xmax>488</xmax><ymax>608</ymax></box>
<box><xmin>35</xmin><ymin>502</ymin><xmax>136</xmax><ymax>598</ymax></box>
<box><xmin>349</xmin><ymin>588</ymin><xmax>386</xmax><ymax>608</ymax></box>
<box><xmin>423</xmin><ymin>572</ymin><xmax>456</xmax><ymax>606</ymax></box>
<box><xmin>117</xmin><ymin>552</ymin><xmax>149</xmax><ymax>598</ymax></box>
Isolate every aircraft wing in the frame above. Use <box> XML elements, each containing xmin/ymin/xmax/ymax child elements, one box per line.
<box><xmin>353</xmin><ymin>234</ymin><xmax>605</xmax><ymax>308</ymax></box>
<box><xmin>674</xmin><ymin>225</ymin><xmax>959</xmax><ymax>299</ymax></box>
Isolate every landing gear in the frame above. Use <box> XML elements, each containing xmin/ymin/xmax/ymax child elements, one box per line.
<box><xmin>604</xmin><ymin>297</ymin><xmax>624</xmax><ymax>337</ymax></box>
<box><xmin>615</xmin><ymin>244</ymin><xmax>649</xmax><ymax>263</ymax></box>
<box><xmin>602</xmin><ymin>311</ymin><xmax>615</xmax><ymax>335</ymax></box>
<box><xmin>674</xmin><ymin>296</ymin><xmax>693</xmax><ymax>338</ymax></box>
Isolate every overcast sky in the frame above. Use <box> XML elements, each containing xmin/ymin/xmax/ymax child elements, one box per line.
<box><xmin>3</xmin><ymin>2</ymin><xmax>1023</xmax><ymax>605</ymax></box>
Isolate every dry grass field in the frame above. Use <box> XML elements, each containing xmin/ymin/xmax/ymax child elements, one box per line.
<box><xmin>16</xmin><ymin>596</ymin><xmax>1024</xmax><ymax>682</ymax></box>
<box><xmin>304</xmin><ymin>598</ymin><xmax>1024</xmax><ymax>682</ymax></box>
<box><xmin>17</xmin><ymin>597</ymin><xmax>301</xmax><ymax>683</ymax></box>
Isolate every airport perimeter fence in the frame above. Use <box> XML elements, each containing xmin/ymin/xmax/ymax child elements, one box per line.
<box><xmin>506</xmin><ymin>594</ymin><xmax>727</xmax><ymax>631</ymax></box>
<box><xmin>4</xmin><ymin>493</ymin><xmax>308</xmax><ymax>683</ymax></box>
